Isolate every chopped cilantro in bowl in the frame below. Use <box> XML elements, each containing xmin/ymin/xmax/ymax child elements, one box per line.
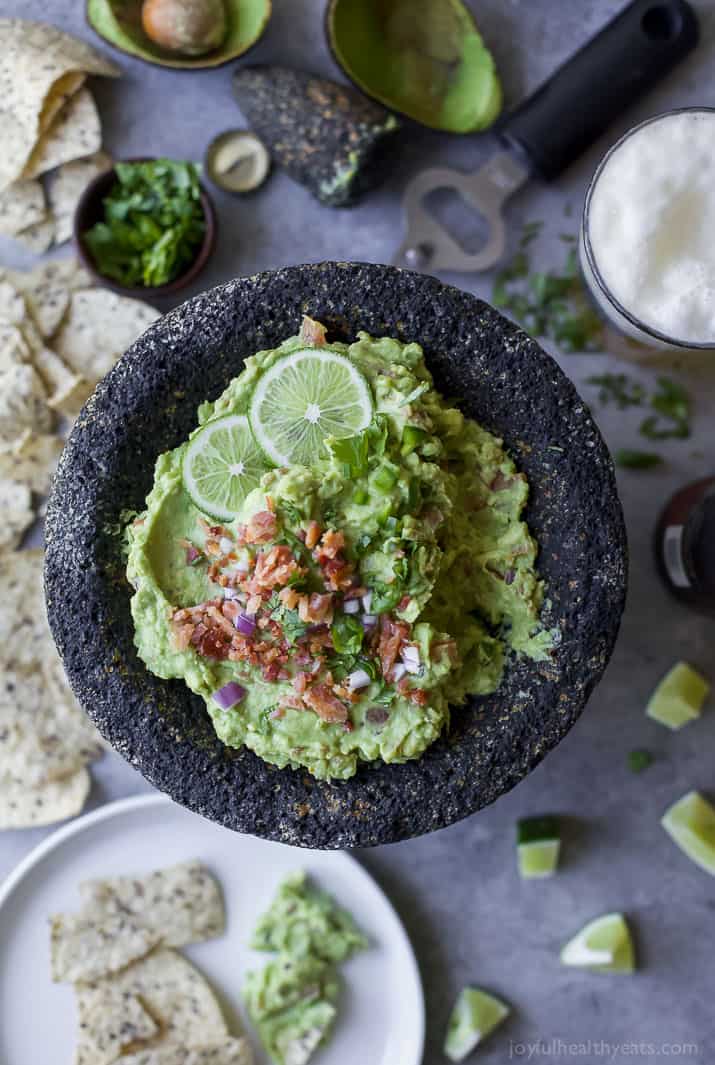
<box><xmin>80</xmin><ymin>158</ymin><xmax>211</xmax><ymax>291</ymax></box>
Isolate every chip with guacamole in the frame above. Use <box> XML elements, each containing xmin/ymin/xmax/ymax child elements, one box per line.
<box><xmin>126</xmin><ymin>317</ymin><xmax>552</xmax><ymax>780</ymax></box>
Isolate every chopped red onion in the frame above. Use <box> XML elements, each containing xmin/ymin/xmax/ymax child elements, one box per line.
<box><xmin>347</xmin><ymin>668</ymin><xmax>372</xmax><ymax>691</ymax></box>
<box><xmin>361</xmin><ymin>591</ymin><xmax>372</xmax><ymax>613</ymax></box>
<box><xmin>343</xmin><ymin>599</ymin><xmax>360</xmax><ymax>615</ymax></box>
<box><xmin>185</xmin><ymin>544</ymin><xmax>201</xmax><ymax>565</ymax></box>
<box><xmin>401</xmin><ymin>644</ymin><xmax>421</xmax><ymax>674</ymax></box>
<box><xmin>392</xmin><ymin>662</ymin><xmax>407</xmax><ymax>683</ymax></box>
<box><xmin>219</xmin><ymin>536</ymin><xmax>233</xmax><ymax>555</ymax></box>
<box><xmin>361</xmin><ymin>614</ymin><xmax>377</xmax><ymax>629</ymax></box>
<box><xmin>235</xmin><ymin>558</ymin><xmax>250</xmax><ymax>574</ymax></box>
<box><xmin>223</xmin><ymin>588</ymin><xmax>241</xmax><ymax>600</ymax></box>
<box><xmin>234</xmin><ymin>612</ymin><xmax>257</xmax><ymax>636</ymax></box>
<box><xmin>212</xmin><ymin>681</ymin><xmax>246</xmax><ymax>709</ymax></box>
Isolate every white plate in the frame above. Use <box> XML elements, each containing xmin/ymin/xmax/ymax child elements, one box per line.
<box><xmin>0</xmin><ymin>794</ymin><xmax>424</xmax><ymax>1065</ymax></box>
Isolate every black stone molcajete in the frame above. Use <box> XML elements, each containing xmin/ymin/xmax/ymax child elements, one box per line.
<box><xmin>45</xmin><ymin>263</ymin><xmax>627</xmax><ymax>849</ymax></box>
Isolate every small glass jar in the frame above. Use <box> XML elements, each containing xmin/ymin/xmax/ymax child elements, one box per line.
<box><xmin>580</xmin><ymin>108</ymin><xmax>715</xmax><ymax>354</ymax></box>
<box><xmin>654</xmin><ymin>476</ymin><xmax>715</xmax><ymax>616</ymax></box>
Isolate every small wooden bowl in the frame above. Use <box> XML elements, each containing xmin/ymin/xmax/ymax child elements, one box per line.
<box><xmin>74</xmin><ymin>158</ymin><xmax>217</xmax><ymax>299</ymax></box>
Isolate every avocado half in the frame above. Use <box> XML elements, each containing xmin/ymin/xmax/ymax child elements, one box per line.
<box><xmin>325</xmin><ymin>0</ymin><xmax>502</xmax><ymax>133</ymax></box>
<box><xmin>45</xmin><ymin>263</ymin><xmax>627</xmax><ymax>849</ymax></box>
<box><xmin>86</xmin><ymin>0</ymin><xmax>272</xmax><ymax>70</ymax></box>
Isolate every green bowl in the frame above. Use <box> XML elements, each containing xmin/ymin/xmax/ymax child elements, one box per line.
<box><xmin>87</xmin><ymin>0</ymin><xmax>272</xmax><ymax>70</ymax></box>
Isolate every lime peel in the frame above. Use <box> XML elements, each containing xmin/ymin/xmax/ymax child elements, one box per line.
<box><xmin>182</xmin><ymin>413</ymin><xmax>270</xmax><ymax>521</ymax></box>
<box><xmin>560</xmin><ymin>913</ymin><xmax>635</xmax><ymax>973</ymax></box>
<box><xmin>661</xmin><ymin>790</ymin><xmax>715</xmax><ymax>876</ymax></box>
<box><xmin>517</xmin><ymin>816</ymin><xmax>560</xmax><ymax>879</ymax></box>
<box><xmin>444</xmin><ymin>987</ymin><xmax>510</xmax><ymax>1061</ymax></box>
<box><xmin>646</xmin><ymin>661</ymin><xmax>710</xmax><ymax>730</ymax></box>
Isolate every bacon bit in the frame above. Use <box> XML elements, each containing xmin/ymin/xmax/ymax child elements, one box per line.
<box><xmin>262</xmin><ymin>661</ymin><xmax>281</xmax><ymax>682</ymax></box>
<box><xmin>279</xmin><ymin>587</ymin><xmax>300</xmax><ymax>610</ymax></box>
<box><xmin>344</xmin><ymin>585</ymin><xmax>368</xmax><ymax>600</ymax></box>
<box><xmin>257</xmin><ymin>616</ymin><xmax>271</xmax><ymax>629</ymax></box>
<box><xmin>265</xmin><ymin>495</ymin><xmax>275</xmax><ymax>512</ymax></box>
<box><xmin>179</xmin><ymin>539</ymin><xmax>202</xmax><ymax>566</ymax></box>
<box><xmin>270</xmin><ymin>706</ymin><xmax>286</xmax><ymax>719</ymax></box>
<box><xmin>303</xmin><ymin>683</ymin><xmax>349</xmax><ymax>723</ymax></box>
<box><xmin>300</xmin><ymin>315</ymin><xmax>327</xmax><ymax>347</ymax></box>
<box><xmin>304</xmin><ymin>520</ymin><xmax>321</xmax><ymax>549</ymax></box>
<box><xmin>315</xmin><ymin>529</ymin><xmax>345</xmax><ymax>560</ymax></box>
<box><xmin>377</xmin><ymin>615</ymin><xmax>411</xmax><ymax>679</ymax></box>
<box><xmin>278</xmin><ymin>692</ymin><xmax>305</xmax><ymax>712</ymax></box>
<box><xmin>409</xmin><ymin>687</ymin><xmax>429</xmax><ymax>706</ymax></box>
<box><xmin>490</xmin><ymin>471</ymin><xmax>516</xmax><ymax>492</ymax></box>
<box><xmin>206</xmin><ymin>604</ymin><xmax>237</xmax><ymax>638</ymax></box>
<box><xmin>246</xmin><ymin>594</ymin><xmax>263</xmax><ymax>615</ymax></box>
<box><xmin>172</xmin><ymin>623</ymin><xmax>194</xmax><ymax>651</ymax></box>
<box><xmin>248</xmin><ymin>545</ymin><xmax>301</xmax><ymax>592</ymax></box>
<box><xmin>298</xmin><ymin>592</ymin><xmax>334</xmax><ymax>625</ymax></box>
<box><xmin>397</xmin><ymin>595</ymin><xmax>412</xmax><ymax>612</ymax></box>
<box><xmin>322</xmin><ymin>556</ymin><xmax>354</xmax><ymax>592</ymax></box>
<box><xmin>193</xmin><ymin>625</ymin><xmax>232</xmax><ymax>660</ymax></box>
<box><xmin>277</xmin><ymin>668</ymin><xmax>290</xmax><ymax>681</ymax></box>
<box><xmin>293</xmin><ymin>671</ymin><xmax>311</xmax><ymax>695</ymax></box>
<box><xmin>343</xmin><ymin>720</ymin><xmax>355</xmax><ymax>733</ymax></box>
<box><xmin>245</xmin><ymin>511</ymin><xmax>278</xmax><ymax>544</ymax></box>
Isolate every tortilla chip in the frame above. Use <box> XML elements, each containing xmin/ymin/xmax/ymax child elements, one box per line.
<box><xmin>50</xmin><ymin>909</ymin><xmax>160</xmax><ymax>984</ymax></box>
<box><xmin>120</xmin><ymin>1039</ymin><xmax>254</xmax><ymax>1065</ymax></box>
<box><xmin>0</xmin><ymin>321</ymin><xmax>32</xmax><ymax>375</ymax></box>
<box><xmin>80</xmin><ymin>861</ymin><xmax>225</xmax><ymax>948</ymax></box>
<box><xmin>42</xmin><ymin>654</ymin><xmax>107</xmax><ymax>755</ymax></box>
<box><xmin>3</xmin><ymin>258</ymin><xmax>92</xmax><ymax>338</ymax></box>
<box><xmin>0</xmin><ymin>280</ymin><xmax>29</xmax><ymax>326</ymax></box>
<box><xmin>0</xmin><ymin>479</ymin><xmax>34</xmax><ymax>550</ymax></box>
<box><xmin>32</xmin><ymin>344</ymin><xmax>88</xmax><ymax>414</ymax></box>
<box><xmin>0</xmin><ymin>766</ymin><xmax>90</xmax><ymax>828</ymax></box>
<box><xmin>0</xmin><ymin>433</ymin><xmax>62</xmax><ymax>494</ymax></box>
<box><xmin>49</xmin><ymin>151</ymin><xmax>112</xmax><ymax>245</ymax></box>
<box><xmin>75</xmin><ymin>987</ymin><xmax>159</xmax><ymax>1065</ymax></box>
<box><xmin>0</xmin><ymin>548</ymin><xmax>47</xmax><ymax>667</ymax></box>
<box><xmin>0</xmin><ymin>360</ymin><xmax>53</xmax><ymax>446</ymax></box>
<box><xmin>15</xmin><ymin>216</ymin><xmax>55</xmax><ymax>254</ymax></box>
<box><xmin>53</xmin><ymin>289</ymin><xmax>160</xmax><ymax>382</ymax></box>
<box><xmin>0</xmin><ymin>19</ymin><xmax>118</xmax><ymax>191</ymax></box>
<box><xmin>0</xmin><ymin>178</ymin><xmax>46</xmax><ymax>236</ymax></box>
<box><xmin>81</xmin><ymin>949</ymin><xmax>228</xmax><ymax>1045</ymax></box>
<box><xmin>24</xmin><ymin>88</ymin><xmax>102</xmax><ymax>181</ymax></box>
<box><xmin>75</xmin><ymin>987</ymin><xmax>160</xmax><ymax>1065</ymax></box>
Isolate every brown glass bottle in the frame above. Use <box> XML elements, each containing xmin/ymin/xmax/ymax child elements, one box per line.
<box><xmin>655</xmin><ymin>476</ymin><xmax>715</xmax><ymax>616</ymax></box>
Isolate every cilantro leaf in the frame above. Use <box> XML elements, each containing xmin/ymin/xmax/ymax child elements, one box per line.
<box><xmin>330</xmin><ymin>614</ymin><xmax>364</xmax><ymax>655</ymax></box>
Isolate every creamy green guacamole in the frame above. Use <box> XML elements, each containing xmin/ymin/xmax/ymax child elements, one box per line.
<box><xmin>127</xmin><ymin>325</ymin><xmax>551</xmax><ymax>780</ymax></box>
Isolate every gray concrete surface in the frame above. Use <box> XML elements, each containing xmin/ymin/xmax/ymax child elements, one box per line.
<box><xmin>1</xmin><ymin>1</ymin><xmax>714</xmax><ymax>1062</ymax></box>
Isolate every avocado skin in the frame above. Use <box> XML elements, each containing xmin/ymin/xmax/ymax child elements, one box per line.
<box><xmin>45</xmin><ymin>262</ymin><xmax>627</xmax><ymax>849</ymax></box>
<box><xmin>232</xmin><ymin>65</ymin><xmax>401</xmax><ymax>207</ymax></box>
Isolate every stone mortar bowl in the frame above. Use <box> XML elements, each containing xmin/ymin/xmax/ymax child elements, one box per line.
<box><xmin>45</xmin><ymin>262</ymin><xmax>627</xmax><ymax>849</ymax></box>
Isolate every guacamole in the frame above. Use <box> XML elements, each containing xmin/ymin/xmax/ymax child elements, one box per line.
<box><xmin>127</xmin><ymin>319</ymin><xmax>551</xmax><ymax>780</ymax></box>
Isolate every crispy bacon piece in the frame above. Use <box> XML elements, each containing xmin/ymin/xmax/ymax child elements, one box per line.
<box><xmin>304</xmin><ymin>520</ymin><xmax>321</xmax><ymax>549</ymax></box>
<box><xmin>248</xmin><ymin>545</ymin><xmax>301</xmax><ymax>592</ymax></box>
<box><xmin>245</xmin><ymin>510</ymin><xmax>278</xmax><ymax>544</ymax></box>
<box><xmin>279</xmin><ymin>587</ymin><xmax>300</xmax><ymax>610</ymax></box>
<box><xmin>377</xmin><ymin>614</ymin><xmax>411</xmax><ymax>680</ymax></box>
<box><xmin>397</xmin><ymin>676</ymin><xmax>429</xmax><ymax>706</ymax></box>
<box><xmin>315</xmin><ymin>529</ymin><xmax>345</xmax><ymax>561</ymax></box>
<box><xmin>278</xmin><ymin>692</ymin><xmax>306</xmax><ymax>712</ymax></box>
<box><xmin>302</xmin><ymin>683</ymin><xmax>349</xmax><ymax>724</ymax></box>
<box><xmin>293</xmin><ymin>671</ymin><xmax>311</xmax><ymax>695</ymax></box>
<box><xmin>397</xmin><ymin>595</ymin><xmax>412</xmax><ymax>612</ymax></box>
<box><xmin>298</xmin><ymin>592</ymin><xmax>334</xmax><ymax>624</ymax></box>
<box><xmin>321</xmin><ymin>557</ymin><xmax>354</xmax><ymax>592</ymax></box>
<box><xmin>300</xmin><ymin>315</ymin><xmax>327</xmax><ymax>347</ymax></box>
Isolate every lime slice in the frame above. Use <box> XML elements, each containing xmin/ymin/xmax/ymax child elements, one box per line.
<box><xmin>560</xmin><ymin>913</ymin><xmax>635</xmax><ymax>973</ymax></box>
<box><xmin>662</xmin><ymin>790</ymin><xmax>715</xmax><ymax>876</ymax></box>
<box><xmin>517</xmin><ymin>816</ymin><xmax>560</xmax><ymax>878</ymax></box>
<box><xmin>182</xmin><ymin>414</ymin><xmax>269</xmax><ymax>521</ymax></box>
<box><xmin>444</xmin><ymin>987</ymin><xmax>510</xmax><ymax>1061</ymax></box>
<box><xmin>646</xmin><ymin>661</ymin><xmax>710</xmax><ymax>730</ymax></box>
<box><xmin>249</xmin><ymin>348</ymin><xmax>373</xmax><ymax>466</ymax></box>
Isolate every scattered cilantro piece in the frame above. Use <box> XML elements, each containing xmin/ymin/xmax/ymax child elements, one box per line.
<box><xmin>639</xmin><ymin>377</ymin><xmax>691</xmax><ymax>440</ymax></box>
<box><xmin>325</xmin><ymin>429</ymin><xmax>370</xmax><ymax>476</ymax></box>
<box><xmin>369</xmin><ymin>581</ymin><xmax>404</xmax><ymax>614</ymax></box>
<box><xmin>280</xmin><ymin>500</ymin><xmax>304</xmax><ymax>526</ymax></box>
<box><xmin>519</xmin><ymin>220</ymin><xmax>543</xmax><ymax>247</ymax></box>
<box><xmin>330</xmin><ymin>613</ymin><xmax>364</xmax><ymax>655</ymax></box>
<box><xmin>615</xmin><ymin>449</ymin><xmax>663</xmax><ymax>470</ymax></box>
<box><xmin>628</xmin><ymin>749</ymin><xmax>653</xmax><ymax>773</ymax></box>
<box><xmin>586</xmin><ymin>374</ymin><xmax>646</xmax><ymax>409</ymax></box>
<box><xmin>84</xmin><ymin>159</ymin><xmax>205</xmax><ymax>288</ymax></box>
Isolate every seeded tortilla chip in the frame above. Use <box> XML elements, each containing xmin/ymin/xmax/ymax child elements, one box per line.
<box><xmin>50</xmin><ymin>909</ymin><xmax>160</xmax><ymax>984</ymax></box>
<box><xmin>81</xmin><ymin>949</ymin><xmax>228</xmax><ymax>1045</ymax></box>
<box><xmin>0</xmin><ymin>766</ymin><xmax>90</xmax><ymax>828</ymax></box>
<box><xmin>75</xmin><ymin>987</ymin><xmax>159</xmax><ymax>1065</ymax></box>
<box><xmin>49</xmin><ymin>151</ymin><xmax>112</xmax><ymax>246</ymax></box>
<box><xmin>0</xmin><ymin>479</ymin><xmax>34</xmax><ymax>549</ymax></box>
<box><xmin>0</xmin><ymin>178</ymin><xmax>46</xmax><ymax>236</ymax></box>
<box><xmin>2</xmin><ymin>259</ymin><xmax>92</xmax><ymax>338</ymax></box>
<box><xmin>24</xmin><ymin>88</ymin><xmax>102</xmax><ymax>181</ymax></box>
<box><xmin>15</xmin><ymin>216</ymin><xmax>55</xmax><ymax>254</ymax></box>
<box><xmin>0</xmin><ymin>548</ymin><xmax>45</xmax><ymax>663</ymax></box>
<box><xmin>0</xmin><ymin>19</ymin><xmax>118</xmax><ymax>191</ymax></box>
<box><xmin>32</xmin><ymin>344</ymin><xmax>88</xmax><ymax>415</ymax></box>
<box><xmin>80</xmin><ymin>861</ymin><xmax>225</xmax><ymax>948</ymax></box>
<box><xmin>120</xmin><ymin>1038</ymin><xmax>254</xmax><ymax>1065</ymax></box>
<box><xmin>0</xmin><ymin>432</ymin><xmax>63</xmax><ymax>494</ymax></box>
<box><xmin>0</xmin><ymin>360</ymin><xmax>53</xmax><ymax>446</ymax></box>
<box><xmin>53</xmin><ymin>289</ymin><xmax>160</xmax><ymax>382</ymax></box>
<box><xmin>0</xmin><ymin>321</ymin><xmax>32</xmax><ymax>375</ymax></box>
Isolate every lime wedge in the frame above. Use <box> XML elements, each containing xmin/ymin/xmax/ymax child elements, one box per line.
<box><xmin>662</xmin><ymin>790</ymin><xmax>715</xmax><ymax>876</ymax></box>
<box><xmin>249</xmin><ymin>348</ymin><xmax>373</xmax><ymax>466</ymax></box>
<box><xmin>560</xmin><ymin>913</ymin><xmax>635</xmax><ymax>973</ymax></box>
<box><xmin>444</xmin><ymin>987</ymin><xmax>510</xmax><ymax>1061</ymax></box>
<box><xmin>517</xmin><ymin>816</ymin><xmax>560</xmax><ymax>878</ymax></box>
<box><xmin>182</xmin><ymin>413</ymin><xmax>270</xmax><ymax>521</ymax></box>
<box><xmin>646</xmin><ymin>661</ymin><xmax>709</xmax><ymax>730</ymax></box>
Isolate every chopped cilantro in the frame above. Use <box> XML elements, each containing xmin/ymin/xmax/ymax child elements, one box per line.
<box><xmin>615</xmin><ymin>449</ymin><xmax>663</xmax><ymax>470</ymax></box>
<box><xmin>369</xmin><ymin>581</ymin><xmax>404</xmax><ymax>614</ymax></box>
<box><xmin>586</xmin><ymin>374</ymin><xmax>646</xmax><ymax>409</ymax></box>
<box><xmin>628</xmin><ymin>749</ymin><xmax>653</xmax><ymax>773</ymax></box>
<box><xmin>639</xmin><ymin>377</ymin><xmax>691</xmax><ymax>440</ymax></box>
<box><xmin>280</xmin><ymin>500</ymin><xmax>304</xmax><ymax>526</ymax></box>
<box><xmin>325</xmin><ymin>429</ymin><xmax>370</xmax><ymax>477</ymax></box>
<box><xmin>330</xmin><ymin>614</ymin><xmax>364</xmax><ymax>655</ymax></box>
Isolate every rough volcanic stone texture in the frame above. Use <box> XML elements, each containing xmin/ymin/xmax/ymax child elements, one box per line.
<box><xmin>44</xmin><ymin>262</ymin><xmax>627</xmax><ymax>848</ymax></box>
